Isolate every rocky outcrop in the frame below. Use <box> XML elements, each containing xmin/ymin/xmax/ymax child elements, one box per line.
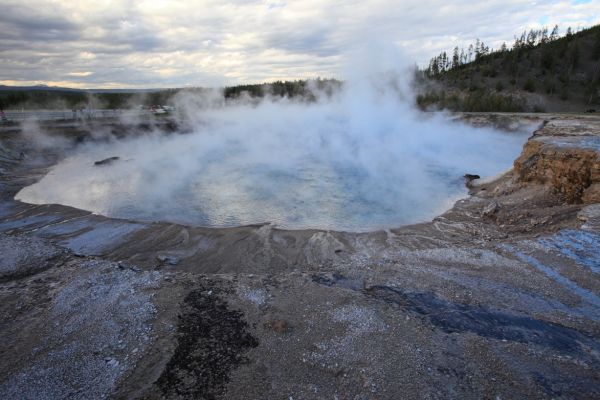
<box><xmin>514</xmin><ymin>119</ymin><xmax>600</xmax><ymax>203</ymax></box>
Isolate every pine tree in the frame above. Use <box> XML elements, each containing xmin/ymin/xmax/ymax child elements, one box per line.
<box><xmin>566</xmin><ymin>27</ymin><xmax>573</xmax><ymax>37</ymax></box>
<box><xmin>519</xmin><ymin>31</ymin><xmax>527</xmax><ymax>46</ymax></box>
<box><xmin>441</xmin><ymin>52</ymin><xmax>448</xmax><ymax>71</ymax></box>
<box><xmin>433</xmin><ymin>55</ymin><xmax>439</xmax><ymax>74</ymax></box>
<box><xmin>452</xmin><ymin>47</ymin><xmax>460</xmax><ymax>68</ymax></box>
<box><xmin>550</xmin><ymin>25</ymin><xmax>559</xmax><ymax>41</ymax></box>
<box><xmin>526</xmin><ymin>30</ymin><xmax>537</xmax><ymax>47</ymax></box>
<box><xmin>474</xmin><ymin>39</ymin><xmax>482</xmax><ymax>60</ymax></box>
<box><xmin>481</xmin><ymin>41</ymin><xmax>489</xmax><ymax>56</ymax></box>
<box><xmin>540</xmin><ymin>27</ymin><xmax>549</xmax><ymax>44</ymax></box>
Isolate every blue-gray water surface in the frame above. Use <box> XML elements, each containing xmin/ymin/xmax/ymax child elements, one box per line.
<box><xmin>16</xmin><ymin>111</ymin><xmax>532</xmax><ymax>232</ymax></box>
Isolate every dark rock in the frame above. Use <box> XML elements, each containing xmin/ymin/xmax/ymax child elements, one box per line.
<box><xmin>94</xmin><ymin>156</ymin><xmax>120</xmax><ymax>166</ymax></box>
<box><xmin>464</xmin><ymin>174</ymin><xmax>480</xmax><ymax>188</ymax></box>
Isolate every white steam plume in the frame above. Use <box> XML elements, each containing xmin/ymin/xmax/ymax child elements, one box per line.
<box><xmin>16</xmin><ymin>47</ymin><xmax>530</xmax><ymax>231</ymax></box>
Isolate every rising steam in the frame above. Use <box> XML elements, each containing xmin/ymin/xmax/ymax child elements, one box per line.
<box><xmin>16</xmin><ymin>51</ymin><xmax>530</xmax><ymax>231</ymax></box>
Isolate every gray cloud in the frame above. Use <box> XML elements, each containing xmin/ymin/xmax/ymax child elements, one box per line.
<box><xmin>0</xmin><ymin>0</ymin><xmax>598</xmax><ymax>88</ymax></box>
<box><xmin>0</xmin><ymin>4</ymin><xmax>80</xmax><ymax>44</ymax></box>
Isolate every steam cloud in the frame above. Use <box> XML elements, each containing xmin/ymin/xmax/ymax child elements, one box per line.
<box><xmin>16</xmin><ymin>53</ymin><xmax>530</xmax><ymax>231</ymax></box>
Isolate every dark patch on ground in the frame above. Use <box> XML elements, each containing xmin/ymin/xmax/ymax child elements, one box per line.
<box><xmin>311</xmin><ymin>274</ymin><xmax>598</xmax><ymax>356</ymax></box>
<box><xmin>364</xmin><ymin>285</ymin><xmax>599</xmax><ymax>356</ymax></box>
<box><xmin>154</xmin><ymin>285</ymin><xmax>258</xmax><ymax>399</ymax></box>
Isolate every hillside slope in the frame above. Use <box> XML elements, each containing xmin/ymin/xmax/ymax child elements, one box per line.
<box><xmin>417</xmin><ymin>25</ymin><xmax>600</xmax><ymax>112</ymax></box>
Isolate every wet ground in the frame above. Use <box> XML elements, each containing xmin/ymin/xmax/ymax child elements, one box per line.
<box><xmin>0</xmin><ymin>114</ymin><xmax>599</xmax><ymax>399</ymax></box>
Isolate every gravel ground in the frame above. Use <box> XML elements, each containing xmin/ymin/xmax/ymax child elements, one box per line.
<box><xmin>0</xmin><ymin>259</ymin><xmax>162</xmax><ymax>400</ymax></box>
<box><xmin>0</xmin><ymin>232</ymin><xmax>66</xmax><ymax>280</ymax></box>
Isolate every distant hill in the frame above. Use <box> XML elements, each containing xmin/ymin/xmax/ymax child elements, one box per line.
<box><xmin>0</xmin><ymin>87</ymin><xmax>181</xmax><ymax>110</ymax></box>
<box><xmin>0</xmin><ymin>85</ymin><xmax>182</xmax><ymax>110</ymax></box>
<box><xmin>0</xmin><ymin>85</ymin><xmax>172</xmax><ymax>93</ymax></box>
<box><xmin>0</xmin><ymin>85</ymin><xmax>82</xmax><ymax>93</ymax></box>
<box><xmin>0</xmin><ymin>79</ymin><xmax>340</xmax><ymax>110</ymax></box>
<box><xmin>416</xmin><ymin>24</ymin><xmax>600</xmax><ymax>112</ymax></box>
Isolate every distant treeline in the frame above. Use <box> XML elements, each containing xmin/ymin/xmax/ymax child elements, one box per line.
<box><xmin>417</xmin><ymin>24</ymin><xmax>600</xmax><ymax>112</ymax></box>
<box><xmin>0</xmin><ymin>78</ymin><xmax>341</xmax><ymax>110</ymax></box>
<box><xmin>0</xmin><ymin>89</ymin><xmax>179</xmax><ymax>110</ymax></box>
<box><xmin>224</xmin><ymin>78</ymin><xmax>340</xmax><ymax>99</ymax></box>
<box><xmin>0</xmin><ymin>87</ymin><xmax>178</xmax><ymax>109</ymax></box>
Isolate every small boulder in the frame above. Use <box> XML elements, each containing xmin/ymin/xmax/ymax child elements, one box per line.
<box><xmin>464</xmin><ymin>174</ymin><xmax>480</xmax><ymax>188</ymax></box>
<box><xmin>94</xmin><ymin>156</ymin><xmax>120</xmax><ymax>166</ymax></box>
<box><xmin>482</xmin><ymin>201</ymin><xmax>500</xmax><ymax>218</ymax></box>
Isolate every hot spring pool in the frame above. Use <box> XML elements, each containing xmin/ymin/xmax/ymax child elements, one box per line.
<box><xmin>16</xmin><ymin>109</ymin><xmax>531</xmax><ymax>232</ymax></box>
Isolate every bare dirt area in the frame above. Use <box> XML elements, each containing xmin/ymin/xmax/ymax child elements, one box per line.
<box><xmin>0</xmin><ymin>114</ymin><xmax>599</xmax><ymax>399</ymax></box>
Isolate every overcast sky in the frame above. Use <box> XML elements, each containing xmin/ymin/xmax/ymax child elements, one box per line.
<box><xmin>0</xmin><ymin>0</ymin><xmax>598</xmax><ymax>88</ymax></box>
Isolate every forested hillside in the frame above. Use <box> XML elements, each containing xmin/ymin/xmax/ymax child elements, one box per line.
<box><xmin>416</xmin><ymin>24</ymin><xmax>600</xmax><ymax>112</ymax></box>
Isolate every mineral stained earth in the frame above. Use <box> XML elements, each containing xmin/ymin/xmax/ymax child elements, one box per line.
<box><xmin>1</xmin><ymin>114</ymin><xmax>599</xmax><ymax>399</ymax></box>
